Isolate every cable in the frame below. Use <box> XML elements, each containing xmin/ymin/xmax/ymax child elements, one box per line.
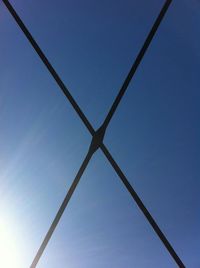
<box><xmin>30</xmin><ymin>124</ymin><xmax>105</xmax><ymax>267</ymax></box>
<box><xmin>101</xmin><ymin>143</ymin><xmax>185</xmax><ymax>268</ymax></box>
<box><xmin>2</xmin><ymin>0</ymin><xmax>185</xmax><ymax>267</ymax></box>
<box><xmin>102</xmin><ymin>0</ymin><xmax>172</xmax><ymax>130</ymax></box>
<box><xmin>1</xmin><ymin>0</ymin><xmax>95</xmax><ymax>136</ymax></box>
<box><xmin>30</xmin><ymin>148</ymin><xmax>93</xmax><ymax>268</ymax></box>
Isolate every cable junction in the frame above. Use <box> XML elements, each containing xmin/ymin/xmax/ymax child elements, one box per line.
<box><xmin>2</xmin><ymin>0</ymin><xmax>185</xmax><ymax>267</ymax></box>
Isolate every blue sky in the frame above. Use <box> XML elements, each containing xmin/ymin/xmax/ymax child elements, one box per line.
<box><xmin>0</xmin><ymin>0</ymin><xmax>200</xmax><ymax>267</ymax></box>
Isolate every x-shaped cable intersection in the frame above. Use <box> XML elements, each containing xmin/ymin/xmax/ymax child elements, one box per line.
<box><xmin>2</xmin><ymin>0</ymin><xmax>185</xmax><ymax>267</ymax></box>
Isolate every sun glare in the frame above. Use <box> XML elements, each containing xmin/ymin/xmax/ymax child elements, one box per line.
<box><xmin>0</xmin><ymin>218</ymin><xmax>23</xmax><ymax>268</ymax></box>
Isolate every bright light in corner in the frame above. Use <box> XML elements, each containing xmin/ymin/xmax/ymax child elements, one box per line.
<box><xmin>0</xmin><ymin>218</ymin><xmax>23</xmax><ymax>268</ymax></box>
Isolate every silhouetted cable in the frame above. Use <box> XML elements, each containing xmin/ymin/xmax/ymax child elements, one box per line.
<box><xmin>102</xmin><ymin>0</ymin><xmax>172</xmax><ymax>130</ymax></box>
<box><xmin>100</xmin><ymin>143</ymin><xmax>185</xmax><ymax>268</ymax></box>
<box><xmin>2</xmin><ymin>0</ymin><xmax>185</xmax><ymax>267</ymax></box>
<box><xmin>30</xmin><ymin>148</ymin><xmax>94</xmax><ymax>268</ymax></box>
<box><xmin>1</xmin><ymin>0</ymin><xmax>95</xmax><ymax>136</ymax></box>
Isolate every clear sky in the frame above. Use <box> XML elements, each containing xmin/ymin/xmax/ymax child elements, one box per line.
<box><xmin>0</xmin><ymin>0</ymin><xmax>199</xmax><ymax>267</ymax></box>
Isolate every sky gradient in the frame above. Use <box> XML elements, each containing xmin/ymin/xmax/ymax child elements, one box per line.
<box><xmin>0</xmin><ymin>0</ymin><xmax>200</xmax><ymax>267</ymax></box>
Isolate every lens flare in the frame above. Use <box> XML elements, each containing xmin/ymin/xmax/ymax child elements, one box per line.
<box><xmin>0</xmin><ymin>218</ymin><xmax>23</xmax><ymax>268</ymax></box>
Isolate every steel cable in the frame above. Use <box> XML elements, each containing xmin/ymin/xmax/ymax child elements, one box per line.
<box><xmin>1</xmin><ymin>0</ymin><xmax>95</xmax><ymax>136</ymax></box>
<box><xmin>2</xmin><ymin>0</ymin><xmax>185</xmax><ymax>267</ymax></box>
<box><xmin>101</xmin><ymin>143</ymin><xmax>185</xmax><ymax>268</ymax></box>
<box><xmin>30</xmin><ymin>148</ymin><xmax>94</xmax><ymax>268</ymax></box>
<box><xmin>102</xmin><ymin>0</ymin><xmax>172</xmax><ymax>130</ymax></box>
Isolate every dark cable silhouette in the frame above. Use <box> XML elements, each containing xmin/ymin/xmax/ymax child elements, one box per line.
<box><xmin>102</xmin><ymin>0</ymin><xmax>172</xmax><ymax>130</ymax></box>
<box><xmin>2</xmin><ymin>0</ymin><xmax>185</xmax><ymax>267</ymax></box>
<box><xmin>100</xmin><ymin>144</ymin><xmax>185</xmax><ymax>267</ymax></box>
<box><xmin>1</xmin><ymin>0</ymin><xmax>94</xmax><ymax>136</ymax></box>
<box><xmin>30</xmin><ymin>149</ymin><xmax>93</xmax><ymax>268</ymax></box>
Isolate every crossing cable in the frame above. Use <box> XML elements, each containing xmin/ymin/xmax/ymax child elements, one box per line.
<box><xmin>30</xmin><ymin>148</ymin><xmax>94</xmax><ymax>268</ymax></box>
<box><xmin>30</xmin><ymin>127</ymin><xmax>105</xmax><ymax>268</ymax></box>
<box><xmin>1</xmin><ymin>0</ymin><xmax>95</xmax><ymax>136</ymax></box>
<box><xmin>2</xmin><ymin>0</ymin><xmax>185</xmax><ymax>267</ymax></box>
<box><xmin>102</xmin><ymin>0</ymin><xmax>172</xmax><ymax>130</ymax></box>
<box><xmin>100</xmin><ymin>144</ymin><xmax>185</xmax><ymax>268</ymax></box>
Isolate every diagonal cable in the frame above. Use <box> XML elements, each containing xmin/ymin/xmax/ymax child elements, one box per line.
<box><xmin>1</xmin><ymin>0</ymin><xmax>95</xmax><ymax>136</ymax></box>
<box><xmin>100</xmin><ymin>143</ymin><xmax>185</xmax><ymax>268</ymax></box>
<box><xmin>2</xmin><ymin>0</ymin><xmax>185</xmax><ymax>267</ymax></box>
<box><xmin>30</xmin><ymin>147</ymin><xmax>94</xmax><ymax>268</ymax></box>
<box><xmin>102</xmin><ymin>0</ymin><xmax>172</xmax><ymax>130</ymax></box>
<box><xmin>30</xmin><ymin>127</ymin><xmax>104</xmax><ymax>268</ymax></box>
